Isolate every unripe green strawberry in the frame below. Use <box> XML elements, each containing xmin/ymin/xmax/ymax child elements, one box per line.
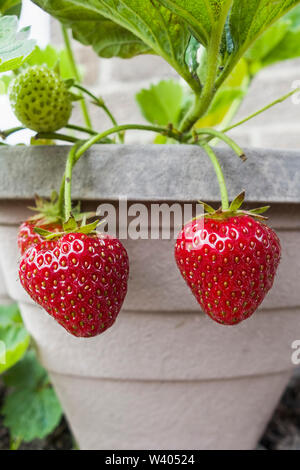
<box><xmin>9</xmin><ymin>66</ymin><xmax>72</xmax><ymax>132</ymax></box>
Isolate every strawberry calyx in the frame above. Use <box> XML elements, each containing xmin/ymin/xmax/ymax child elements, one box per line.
<box><xmin>28</xmin><ymin>192</ymin><xmax>95</xmax><ymax>226</ymax></box>
<box><xmin>196</xmin><ymin>191</ymin><xmax>270</xmax><ymax>221</ymax></box>
<box><xmin>34</xmin><ymin>216</ymin><xmax>100</xmax><ymax>240</ymax></box>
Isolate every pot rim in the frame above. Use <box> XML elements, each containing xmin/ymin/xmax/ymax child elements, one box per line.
<box><xmin>0</xmin><ymin>144</ymin><xmax>299</xmax><ymax>203</ymax></box>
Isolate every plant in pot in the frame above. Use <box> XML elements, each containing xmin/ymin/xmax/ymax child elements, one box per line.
<box><xmin>0</xmin><ymin>0</ymin><xmax>300</xmax><ymax>450</ymax></box>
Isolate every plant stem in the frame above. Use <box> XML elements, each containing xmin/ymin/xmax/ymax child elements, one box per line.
<box><xmin>64</xmin><ymin>144</ymin><xmax>81</xmax><ymax>221</ymax></box>
<box><xmin>10</xmin><ymin>436</ymin><xmax>22</xmax><ymax>450</ymax></box>
<box><xmin>34</xmin><ymin>132</ymin><xmax>79</xmax><ymax>143</ymax></box>
<box><xmin>0</xmin><ymin>126</ymin><xmax>25</xmax><ymax>139</ymax></box>
<box><xmin>221</xmin><ymin>87</ymin><xmax>300</xmax><ymax>134</ymax></box>
<box><xmin>194</xmin><ymin>128</ymin><xmax>246</xmax><ymax>161</ymax></box>
<box><xmin>72</xmin><ymin>83</ymin><xmax>124</xmax><ymax>142</ymax></box>
<box><xmin>74</xmin><ymin>124</ymin><xmax>186</xmax><ymax>163</ymax></box>
<box><xmin>61</xmin><ymin>25</ymin><xmax>92</xmax><ymax>130</ymax></box>
<box><xmin>65</xmin><ymin>124</ymin><xmax>98</xmax><ymax>136</ymax></box>
<box><xmin>179</xmin><ymin>20</ymin><xmax>225</xmax><ymax>133</ymax></box>
<box><xmin>199</xmin><ymin>142</ymin><xmax>229</xmax><ymax>211</ymax></box>
<box><xmin>58</xmin><ymin>175</ymin><xmax>66</xmax><ymax>219</ymax></box>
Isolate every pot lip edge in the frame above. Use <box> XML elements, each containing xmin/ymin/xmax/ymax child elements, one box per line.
<box><xmin>1</xmin><ymin>144</ymin><xmax>300</xmax><ymax>203</ymax></box>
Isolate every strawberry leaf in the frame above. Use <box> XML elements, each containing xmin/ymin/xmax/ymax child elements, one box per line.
<box><xmin>136</xmin><ymin>80</ymin><xmax>184</xmax><ymax>126</ymax></box>
<box><xmin>2</xmin><ymin>350</ymin><xmax>62</xmax><ymax>442</ymax></box>
<box><xmin>0</xmin><ymin>305</ymin><xmax>30</xmax><ymax>374</ymax></box>
<box><xmin>0</xmin><ymin>16</ymin><xmax>36</xmax><ymax>73</ymax></box>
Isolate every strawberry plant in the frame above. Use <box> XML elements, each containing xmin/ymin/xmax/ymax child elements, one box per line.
<box><xmin>0</xmin><ymin>0</ymin><xmax>299</xmax><ymax>450</ymax></box>
<box><xmin>0</xmin><ymin>304</ymin><xmax>63</xmax><ymax>449</ymax></box>
<box><xmin>1</xmin><ymin>3</ymin><xmax>300</xmax><ymax>331</ymax></box>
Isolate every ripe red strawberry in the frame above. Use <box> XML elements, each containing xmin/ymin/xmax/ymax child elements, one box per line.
<box><xmin>18</xmin><ymin>220</ymin><xmax>61</xmax><ymax>255</ymax></box>
<box><xmin>19</xmin><ymin>232</ymin><xmax>129</xmax><ymax>337</ymax></box>
<box><xmin>175</xmin><ymin>209</ymin><xmax>281</xmax><ymax>325</ymax></box>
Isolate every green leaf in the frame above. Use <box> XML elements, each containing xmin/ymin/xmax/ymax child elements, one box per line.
<box><xmin>32</xmin><ymin>0</ymin><xmax>201</xmax><ymax>91</ymax></box>
<box><xmin>71</xmin><ymin>19</ymin><xmax>151</xmax><ymax>59</ymax></box>
<box><xmin>2</xmin><ymin>387</ymin><xmax>62</xmax><ymax>442</ymax></box>
<box><xmin>26</xmin><ymin>45</ymin><xmax>80</xmax><ymax>80</ymax></box>
<box><xmin>0</xmin><ymin>323</ymin><xmax>30</xmax><ymax>373</ymax></box>
<box><xmin>158</xmin><ymin>0</ymin><xmax>232</xmax><ymax>46</ymax></box>
<box><xmin>26</xmin><ymin>44</ymin><xmax>59</xmax><ymax>69</ymax></box>
<box><xmin>222</xmin><ymin>0</ymin><xmax>300</xmax><ymax>79</ymax></box>
<box><xmin>3</xmin><ymin>350</ymin><xmax>47</xmax><ymax>389</ymax></box>
<box><xmin>136</xmin><ymin>80</ymin><xmax>184</xmax><ymax>126</ymax></box>
<box><xmin>0</xmin><ymin>15</ymin><xmax>36</xmax><ymax>73</ymax></box>
<box><xmin>0</xmin><ymin>0</ymin><xmax>22</xmax><ymax>17</ymax></box>
<box><xmin>2</xmin><ymin>350</ymin><xmax>62</xmax><ymax>442</ymax></box>
<box><xmin>245</xmin><ymin>6</ymin><xmax>300</xmax><ymax>67</ymax></box>
<box><xmin>0</xmin><ymin>304</ymin><xmax>22</xmax><ymax>327</ymax></box>
<box><xmin>32</xmin><ymin>0</ymin><xmax>151</xmax><ymax>59</ymax></box>
<box><xmin>245</xmin><ymin>18</ymin><xmax>291</xmax><ymax>63</ymax></box>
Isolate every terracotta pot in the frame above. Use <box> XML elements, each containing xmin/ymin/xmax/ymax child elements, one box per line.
<box><xmin>0</xmin><ymin>145</ymin><xmax>299</xmax><ymax>450</ymax></box>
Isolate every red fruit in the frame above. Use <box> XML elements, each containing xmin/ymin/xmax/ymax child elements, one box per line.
<box><xmin>19</xmin><ymin>232</ymin><xmax>129</xmax><ymax>337</ymax></box>
<box><xmin>175</xmin><ymin>215</ymin><xmax>281</xmax><ymax>325</ymax></box>
<box><xmin>18</xmin><ymin>221</ymin><xmax>61</xmax><ymax>255</ymax></box>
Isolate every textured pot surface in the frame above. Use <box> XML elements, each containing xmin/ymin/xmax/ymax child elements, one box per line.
<box><xmin>0</xmin><ymin>145</ymin><xmax>299</xmax><ymax>450</ymax></box>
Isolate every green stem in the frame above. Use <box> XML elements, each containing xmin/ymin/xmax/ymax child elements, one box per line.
<box><xmin>222</xmin><ymin>87</ymin><xmax>300</xmax><ymax>134</ymax></box>
<box><xmin>65</xmin><ymin>124</ymin><xmax>114</xmax><ymax>143</ymax></box>
<box><xmin>65</xmin><ymin>124</ymin><xmax>98</xmax><ymax>136</ymax></box>
<box><xmin>0</xmin><ymin>126</ymin><xmax>25</xmax><ymax>139</ymax></box>
<box><xmin>194</xmin><ymin>128</ymin><xmax>246</xmax><ymax>161</ymax></box>
<box><xmin>74</xmin><ymin>124</ymin><xmax>185</xmax><ymax>163</ymax></box>
<box><xmin>179</xmin><ymin>19</ymin><xmax>226</xmax><ymax>133</ymax></box>
<box><xmin>10</xmin><ymin>436</ymin><xmax>22</xmax><ymax>450</ymax></box>
<box><xmin>61</xmin><ymin>25</ymin><xmax>92</xmax><ymax>130</ymax></box>
<box><xmin>72</xmin><ymin>83</ymin><xmax>123</xmax><ymax>142</ymax></box>
<box><xmin>58</xmin><ymin>175</ymin><xmax>66</xmax><ymax>219</ymax></box>
<box><xmin>64</xmin><ymin>144</ymin><xmax>81</xmax><ymax>222</ymax></box>
<box><xmin>199</xmin><ymin>142</ymin><xmax>229</xmax><ymax>211</ymax></box>
<box><xmin>35</xmin><ymin>132</ymin><xmax>79</xmax><ymax>143</ymax></box>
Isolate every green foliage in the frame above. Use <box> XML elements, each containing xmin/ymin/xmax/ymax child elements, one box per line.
<box><xmin>220</xmin><ymin>0</ymin><xmax>300</xmax><ymax>82</ymax></box>
<box><xmin>27</xmin><ymin>45</ymin><xmax>78</xmax><ymax>79</ymax></box>
<box><xmin>0</xmin><ymin>0</ymin><xmax>22</xmax><ymax>17</ymax></box>
<box><xmin>32</xmin><ymin>0</ymin><xmax>151</xmax><ymax>59</ymax></box>
<box><xmin>136</xmin><ymin>80</ymin><xmax>184</xmax><ymax>126</ymax></box>
<box><xmin>0</xmin><ymin>304</ymin><xmax>30</xmax><ymax>374</ymax></box>
<box><xmin>0</xmin><ymin>44</ymin><xmax>80</xmax><ymax>95</ymax></box>
<box><xmin>246</xmin><ymin>5</ymin><xmax>300</xmax><ymax>69</ymax></box>
<box><xmin>2</xmin><ymin>350</ymin><xmax>62</xmax><ymax>442</ymax></box>
<box><xmin>159</xmin><ymin>0</ymin><xmax>232</xmax><ymax>47</ymax></box>
<box><xmin>0</xmin><ymin>15</ymin><xmax>35</xmax><ymax>73</ymax></box>
<box><xmin>32</xmin><ymin>0</ymin><xmax>201</xmax><ymax>92</ymax></box>
<box><xmin>32</xmin><ymin>0</ymin><xmax>300</xmax><ymax>132</ymax></box>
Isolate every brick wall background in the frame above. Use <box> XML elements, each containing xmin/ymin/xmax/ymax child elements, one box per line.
<box><xmin>52</xmin><ymin>20</ymin><xmax>300</xmax><ymax>150</ymax></box>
